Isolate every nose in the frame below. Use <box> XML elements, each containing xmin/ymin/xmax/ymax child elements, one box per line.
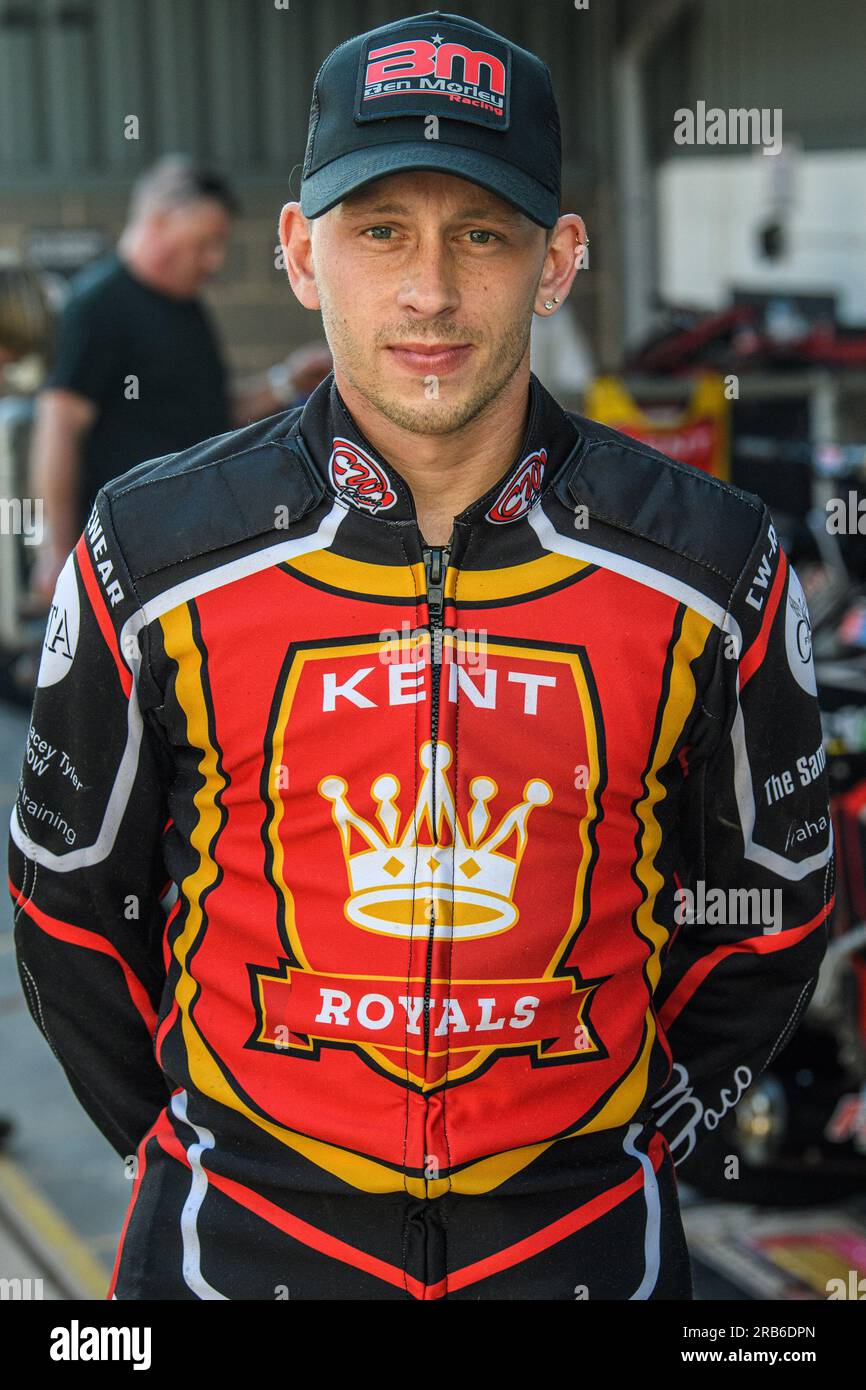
<box><xmin>394</xmin><ymin>235</ymin><xmax>461</xmax><ymax>319</ymax></box>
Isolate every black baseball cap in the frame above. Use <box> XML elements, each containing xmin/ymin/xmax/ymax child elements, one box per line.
<box><xmin>299</xmin><ymin>10</ymin><xmax>561</xmax><ymax>228</ymax></box>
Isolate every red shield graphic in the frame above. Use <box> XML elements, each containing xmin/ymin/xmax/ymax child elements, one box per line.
<box><xmin>249</xmin><ymin>632</ymin><xmax>605</xmax><ymax>1091</ymax></box>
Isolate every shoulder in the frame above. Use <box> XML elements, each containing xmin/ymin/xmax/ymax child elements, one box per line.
<box><xmin>97</xmin><ymin>406</ymin><xmax>323</xmax><ymax>582</ymax></box>
<box><xmin>559</xmin><ymin>410</ymin><xmax>768</xmax><ymax>590</ymax></box>
<box><xmin>62</xmin><ymin>255</ymin><xmax>126</xmax><ymax>315</ymax></box>
<box><xmin>53</xmin><ymin>259</ymin><xmax>129</xmax><ymax>350</ymax></box>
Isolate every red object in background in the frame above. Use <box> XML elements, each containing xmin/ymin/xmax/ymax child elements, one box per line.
<box><xmin>584</xmin><ymin>373</ymin><xmax>731</xmax><ymax>479</ymax></box>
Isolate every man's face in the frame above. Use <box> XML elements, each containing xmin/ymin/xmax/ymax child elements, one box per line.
<box><xmin>153</xmin><ymin>198</ymin><xmax>232</xmax><ymax>297</ymax></box>
<box><xmin>307</xmin><ymin>170</ymin><xmax>550</xmax><ymax>434</ymax></box>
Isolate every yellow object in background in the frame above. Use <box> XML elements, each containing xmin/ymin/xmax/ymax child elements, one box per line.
<box><xmin>585</xmin><ymin>372</ymin><xmax>731</xmax><ymax>481</ymax></box>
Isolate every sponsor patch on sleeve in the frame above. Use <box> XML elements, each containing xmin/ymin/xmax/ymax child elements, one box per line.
<box><xmin>37</xmin><ymin>552</ymin><xmax>80</xmax><ymax>688</ymax></box>
<box><xmin>785</xmin><ymin>564</ymin><xmax>817</xmax><ymax>697</ymax></box>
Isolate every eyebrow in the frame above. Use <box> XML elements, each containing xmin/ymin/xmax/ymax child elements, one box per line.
<box><xmin>340</xmin><ymin>197</ymin><xmax>526</xmax><ymax>224</ymax></box>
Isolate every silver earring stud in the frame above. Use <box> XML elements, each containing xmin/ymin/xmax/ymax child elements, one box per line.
<box><xmin>544</xmin><ymin>296</ymin><xmax>559</xmax><ymax>311</ymax></box>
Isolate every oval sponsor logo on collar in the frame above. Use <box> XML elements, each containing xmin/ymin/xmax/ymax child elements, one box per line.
<box><xmin>485</xmin><ymin>448</ymin><xmax>547</xmax><ymax>524</ymax></box>
<box><xmin>329</xmin><ymin>437</ymin><xmax>398</xmax><ymax>514</ymax></box>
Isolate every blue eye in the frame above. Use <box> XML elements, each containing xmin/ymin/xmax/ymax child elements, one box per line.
<box><xmin>366</xmin><ymin>226</ymin><xmax>392</xmax><ymax>239</ymax></box>
<box><xmin>468</xmin><ymin>230</ymin><xmax>497</xmax><ymax>243</ymax></box>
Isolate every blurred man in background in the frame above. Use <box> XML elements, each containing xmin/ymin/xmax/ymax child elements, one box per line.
<box><xmin>29</xmin><ymin>154</ymin><xmax>330</xmax><ymax>602</ymax></box>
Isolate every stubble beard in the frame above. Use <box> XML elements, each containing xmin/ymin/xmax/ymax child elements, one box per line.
<box><xmin>318</xmin><ymin>293</ymin><xmax>534</xmax><ymax>436</ymax></box>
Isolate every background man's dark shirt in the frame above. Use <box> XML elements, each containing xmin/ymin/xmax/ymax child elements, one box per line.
<box><xmin>46</xmin><ymin>252</ymin><xmax>231</xmax><ymax>523</ymax></box>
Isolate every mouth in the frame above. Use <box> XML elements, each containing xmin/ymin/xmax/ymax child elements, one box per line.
<box><xmin>385</xmin><ymin>342</ymin><xmax>474</xmax><ymax>376</ymax></box>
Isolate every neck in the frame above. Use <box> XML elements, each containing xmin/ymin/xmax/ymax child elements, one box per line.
<box><xmin>333</xmin><ymin>360</ymin><xmax>532</xmax><ymax>546</ymax></box>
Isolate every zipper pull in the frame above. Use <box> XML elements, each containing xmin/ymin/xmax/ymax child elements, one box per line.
<box><xmin>423</xmin><ymin>544</ymin><xmax>451</xmax><ymax>669</ymax></box>
<box><xmin>423</xmin><ymin>544</ymin><xmax>450</xmax><ymax>621</ymax></box>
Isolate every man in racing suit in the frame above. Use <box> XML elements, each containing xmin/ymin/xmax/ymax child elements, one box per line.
<box><xmin>8</xmin><ymin>11</ymin><xmax>833</xmax><ymax>1300</ymax></box>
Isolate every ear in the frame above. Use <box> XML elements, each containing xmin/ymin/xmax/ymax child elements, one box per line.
<box><xmin>534</xmin><ymin>213</ymin><xmax>588</xmax><ymax>316</ymax></box>
<box><xmin>278</xmin><ymin>201</ymin><xmax>320</xmax><ymax>311</ymax></box>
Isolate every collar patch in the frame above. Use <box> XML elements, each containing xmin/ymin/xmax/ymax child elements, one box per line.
<box><xmin>329</xmin><ymin>436</ymin><xmax>398</xmax><ymax>514</ymax></box>
<box><xmin>485</xmin><ymin>449</ymin><xmax>547</xmax><ymax>524</ymax></box>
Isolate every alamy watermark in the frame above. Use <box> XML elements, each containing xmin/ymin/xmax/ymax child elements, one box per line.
<box><xmin>675</xmin><ymin>880</ymin><xmax>782</xmax><ymax>933</ymax></box>
<box><xmin>674</xmin><ymin>102</ymin><xmax>783</xmax><ymax>156</ymax></box>
<box><xmin>0</xmin><ymin>496</ymin><xmax>43</xmax><ymax>545</ymax></box>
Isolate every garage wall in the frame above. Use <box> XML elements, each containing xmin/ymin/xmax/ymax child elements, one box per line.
<box><xmin>0</xmin><ymin>0</ymin><xmax>612</xmax><ymax>371</ymax></box>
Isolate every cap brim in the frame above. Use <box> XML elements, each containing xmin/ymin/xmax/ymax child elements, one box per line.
<box><xmin>300</xmin><ymin>141</ymin><xmax>559</xmax><ymax>228</ymax></box>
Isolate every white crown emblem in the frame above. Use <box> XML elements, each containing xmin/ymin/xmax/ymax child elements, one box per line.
<box><xmin>318</xmin><ymin>741</ymin><xmax>551</xmax><ymax>940</ymax></box>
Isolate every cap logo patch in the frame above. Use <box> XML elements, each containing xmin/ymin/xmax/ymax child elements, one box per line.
<box><xmin>485</xmin><ymin>449</ymin><xmax>547</xmax><ymax>524</ymax></box>
<box><xmin>329</xmin><ymin>437</ymin><xmax>398</xmax><ymax>514</ymax></box>
<box><xmin>355</xmin><ymin>26</ymin><xmax>511</xmax><ymax>129</ymax></box>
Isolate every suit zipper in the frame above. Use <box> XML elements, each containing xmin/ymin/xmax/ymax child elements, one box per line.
<box><xmin>421</xmin><ymin>541</ymin><xmax>451</xmax><ymax>1063</ymax></box>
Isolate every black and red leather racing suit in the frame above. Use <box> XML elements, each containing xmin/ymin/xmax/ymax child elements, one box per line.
<box><xmin>8</xmin><ymin>371</ymin><xmax>833</xmax><ymax>1299</ymax></box>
